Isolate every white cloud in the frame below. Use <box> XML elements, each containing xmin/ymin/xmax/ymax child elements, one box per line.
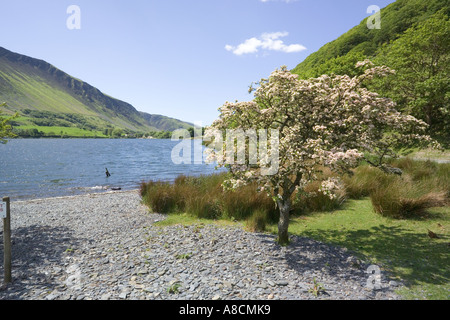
<box><xmin>225</xmin><ymin>32</ymin><xmax>306</xmax><ymax>56</ymax></box>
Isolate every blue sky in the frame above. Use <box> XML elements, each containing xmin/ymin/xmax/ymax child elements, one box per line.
<box><xmin>0</xmin><ymin>0</ymin><xmax>395</xmax><ymax>126</ymax></box>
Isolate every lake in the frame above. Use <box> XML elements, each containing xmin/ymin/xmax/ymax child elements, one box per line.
<box><xmin>0</xmin><ymin>139</ymin><xmax>223</xmax><ymax>201</ymax></box>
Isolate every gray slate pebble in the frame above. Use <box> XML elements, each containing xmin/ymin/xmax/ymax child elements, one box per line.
<box><xmin>0</xmin><ymin>190</ymin><xmax>402</xmax><ymax>300</ymax></box>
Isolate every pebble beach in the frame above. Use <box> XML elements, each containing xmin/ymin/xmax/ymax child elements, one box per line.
<box><xmin>0</xmin><ymin>190</ymin><xmax>402</xmax><ymax>300</ymax></box>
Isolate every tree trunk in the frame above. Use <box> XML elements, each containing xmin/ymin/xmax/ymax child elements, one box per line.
<box><xmin>277</xmin><ymin>197</ymin><xmax>291</xmax><ymax>245</ymax></box>
<box><xmin>276</xmin><ymin>174</ymin><xmax>301</xmax><ymax>246</ymax></box>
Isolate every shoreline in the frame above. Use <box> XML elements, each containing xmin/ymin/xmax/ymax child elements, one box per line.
<box><xmin>9</xmin><ymin>188</ymin><xmax>141</xmax><ymax>204</ymax></box>
<box><xmin>1</xmin><ymin>190</ymin><xmax>402</xmax><ymax>300</ymax></box>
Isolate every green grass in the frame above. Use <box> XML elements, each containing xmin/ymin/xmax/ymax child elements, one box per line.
<box><xmin>16</xmin><ymin>125</ymin><xmax>108</xmax><ymax>138</ymax></box>
<box><xmin>153</xmin><ymin>212</ymin><xmax>243</xmax><ymax>228</ymax></box>
<box><xmin>266</xmin><ymin>199</ymin><xmax>449</xmax><ymax>300</ymax></box>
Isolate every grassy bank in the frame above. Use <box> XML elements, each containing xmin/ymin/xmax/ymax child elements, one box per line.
<box><xmin>140</xmin><ymin>158</ymin><xmax>449</xmax><ymax>299</ymax></box>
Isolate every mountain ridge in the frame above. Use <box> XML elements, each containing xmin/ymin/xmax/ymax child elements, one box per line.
<box><xmin>0</xmin><ymin>46</ymin><xmax>193</xmax><ymax>135</ymax></box>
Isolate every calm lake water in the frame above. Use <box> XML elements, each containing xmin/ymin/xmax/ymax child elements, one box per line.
<box><xmin>0</xmin><ymin>139</ymin><xmax>223</xmax><ymax>201</ymax></box>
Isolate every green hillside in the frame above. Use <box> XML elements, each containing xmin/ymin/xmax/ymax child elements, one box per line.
<box><xmin>292</xmin><ymin>0</ymin><xmax>449</xmax><ymax>79</ymax></box>
<box><xmin>138</xmin><ymin>112</ymin><xmax>194</xmax><ymax>132</ymax></box>
<box><xmin>0</xmin><ymin>46</ymin><xmax>193</xmax><ymax>137</ymax></box>
<box><xmin>291</xmin><ymin>0</ymin><xmax>449</xmax><ymax>145</ymax></box>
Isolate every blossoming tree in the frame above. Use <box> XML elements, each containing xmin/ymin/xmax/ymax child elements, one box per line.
<box><xmin>205</xmin><ymin>61</ymin><xmax>436</xmax><ymax>245</ymax></box>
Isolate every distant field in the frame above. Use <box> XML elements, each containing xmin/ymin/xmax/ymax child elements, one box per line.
<box><xmin>408</xmin><ymin>148</ymin><xmax>450</xmax><ymax>162</ymax></box>
<box><xmin>16</xmin><ymin>124</ymin><xmax>108</xmax><ymax>138</ymax></box>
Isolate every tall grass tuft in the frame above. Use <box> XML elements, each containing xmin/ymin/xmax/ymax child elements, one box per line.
<box><xmin>342</xmin><ymin>165</ymin><xmax>396</xmax><ymax>199</ymax></box>
<box><xmin>245</xmin><ymin>209</ymin><xmax>268</xmax><ymax>232</ymax></box>
<box><xmin>221</xmin><ymin>184</ymin><xmax>278</xmax><ymax>222</ymax></box>
<box><xmin>370</xmin><ymin>179</ymin><xmax>448</xmax><ymax>219</ymax></box>
<box><xmin>140</xmin><ymin>173</ymin><xmax>279</xmax><ymax>223</ymax></box>
<box><xmin>343</xmin><ymin>158</ymin><xmax>449</xmax><ymax>218</ymax></box>
<box><xmin>140</xmin><ymin>181</ymin><xmax>179</xmax><ymax>213</ymax></box>
<box><xmin>293</xmin><ymin>180</ymin><xmax>346</xmax><ymax>213</ymax></box>
<box><xmin>391</xmin><ymin>158</ymin><xmax>450</xmax><ymax>196</ymax></box>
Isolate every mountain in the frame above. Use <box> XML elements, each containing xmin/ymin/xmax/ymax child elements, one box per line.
<box><xmin>0</xmin><ymin>46</ymin><xmax>193</xmax><ymax>137</ymax></box>
<box><xmin>138</xmin><ymin>112</ymin><xmax>194</xmax><ymax>132</ymax></box>
<box><xmin>291</xmin><ymin>0</ymin><xmax>449</xmax><ymax>79</ymax></box>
